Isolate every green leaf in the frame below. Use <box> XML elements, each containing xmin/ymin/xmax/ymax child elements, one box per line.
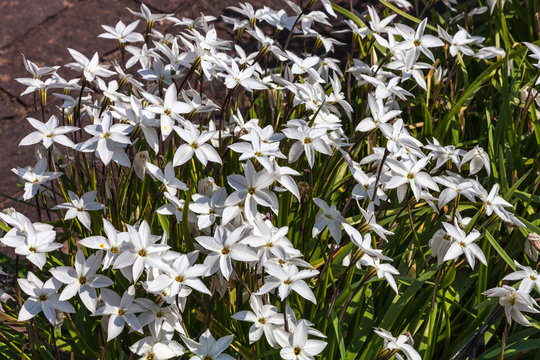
<box><xmin>485</xmin><ymin>230</ymin><xmax>516</xmax><ymax>271</ymax></box>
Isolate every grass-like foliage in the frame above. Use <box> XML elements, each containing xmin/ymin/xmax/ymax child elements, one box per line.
<box><xmin>1</xmin><ymin>0</ymin><xmax>540</xmax><ymax>359</ymax></box>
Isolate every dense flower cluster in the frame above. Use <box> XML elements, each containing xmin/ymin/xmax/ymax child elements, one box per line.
<box><xmin>1</xmin><ymin>0</ymin><xmax>539</xmax><ymax>359</ymax></box>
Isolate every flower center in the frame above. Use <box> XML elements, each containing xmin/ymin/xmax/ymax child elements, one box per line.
<box><xmin>304</xmin><ymin>137</ymin><xmax>312</xmax><ymax>144</ymax></box>
<box><xmin>29</xmin><ymin>246</ymin><xmax>37</xmax><ymax>253</ymax></box>
<box><xmin>294</xmin><ymin>347</ymin><xmax>301</xmax><ymax>355</ymax></box>
<box><xmin>284</xmin><ymin>279</ymin><xmax>292</xmax><ymax>285</ymax></box>
<box><xmin>407</xmin><ymin>173</ymin><xmax>414</xmax><ymax>179</ymax></box>
<box><xmin>222</xmin><ymin>247</ymin><xmax>230</xmax><ymax>255</ymax></box>
<box><xmin>79</xmin><ymin>276</ymin><xmax>87</xmax><ymax>285</ymax></box>
<box><xmin>138</xmin><ymin>249</ymin><xmax>147</xmax><ymax>257</ymax></box>
<box><xmin>258</xmin><ymin>318</ymin><xmax>266</xmax><ymax>324</ymax></box>
<box><xmin>110</xmin><ymin>247</ymin><xmax>119</xmax><ymax>253</ymax></box>
<box><xmin>414</xmin><ymin>40</ymin><xmax>421</xmax><ymax>47</ymax></box>
<box><xmin>175</xmin><ymin>275</ymin><xmax>184</xmax><ymax>282</ymax></box>
<box><xmin>191</xmin><ymin>143</ymin><xmax>199</xmax><ymax>149</ymax></box>
<box><xmin>164</xmin><ymin>109</ymin><xmax>171</xmax><ymax>116</ymax></box>
<box><xmin>39</xmin><ymin>294</ymin><xmax>47</xmax><ymax>301</ymax></box>
<box><xmin>118</xmin><ymin>308</ymin><xmax>126</xmax><ymax>315</ymax></box>
<box><xmin>248</xmin><ymin>187</ymin><xmax>256</xmax><ymax>195</ymax></box>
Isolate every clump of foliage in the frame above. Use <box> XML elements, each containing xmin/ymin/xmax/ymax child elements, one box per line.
<box><xmin>1</xmin><ymin>0</ymin><xmax>540</xmax><ymax>359</ymax></box>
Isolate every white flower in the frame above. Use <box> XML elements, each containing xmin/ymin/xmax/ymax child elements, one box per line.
<box><xmin>79</xmin><ymin>219</ymin><xmax>128</xmax><ymax>269</ymax></box>
<box><xmin>18</xmin><ymin>272</ymin><xmax>75</xmax><ymax>324</ymax></box>
<box><xmin>224</xmin><ymin>160</ymin><xmax>278</xmax><ymax>221</ymax></box>
<box><xmin>503</xmin><ymin>261</ymin><xmax>540</xmax><ymax>294</ymax></box>
<box><xmin>374</xmin><ymin>328</ymin><xmax>420</xmax><ymax>360</ymax></box>
<box><xmin>474</xmin><ymin>183</ymin><xmax>513</xmax><ymax>222</ymax></box>
<box><xmin>242</xmin><ymin>220</ymin><xmax>295</xmax><ymax>267</ymax></box>
<box><xmin>355</xmin><ymin>94</ymin><xmax>401</xmax><ymax>132</ymax></box>
<box><xmin>232</xmin><ymin>294</ymin><xmax>284</xmax><ymax>347</ymax></box>
<box><xmin>260</xmin><ymin>158</ymin><xmax>301</xmax><ymax>201</ymax></box>
<box><xmin>19</xmin><ymin>115</ymin><xmax>77</xmax><ymax>149</ymax></box>
<box><xmin>483</xmin><ymin>285</ymin><xmax>539</xmax><ymax>326</ymax></box>
<box><xmin>379</xmin><ymin>119</ymin><xmax>423</xmax><ymax>153</ymax></box>
<box><xmin>99</xmin><ymin>20</ymin><xmax>144</xmax><ymax>43</ymax></box>
<box><xmin>66</xmin><ymin>48</ymin><xmax>115</xmax><ymax>82</ymax></box>
<box><xmin>434</xmin><ymin>173</ymin><xmax>476</xmax><ymax>210</ymax></box>
<box><xmin>228</xmin><ymin>130</ymin><xmax>285</xmax><ymax>162</ymax></box>
<box><xmin>282</xmin><ymin>124</ymin><xmax>333</xmax><ymax>168</ymax></box>
<box><xmin>362</xmin><ymin>256</ymin><xmax>400</xmax><ymax>294</ymax></box>
<box><xmin>461</xmin><ymin>145</ymin><xmax>490</xmax><ymax>175</ymax></box>
<box><xmin>256</xmin><ymin>263</ymin><xmax>319</xmax><ymax>303</ymax></box>
<box><xmin>475</xmin><ymin>46</ymin><xmax>506</xmax><ymax>60</ymax></box>
<box><xmin>146</xmin><ymin>162</ymin><xmax>188</xmax><ymax>196</ymax></box>
<box><xmin>50</xmin><ymin>250</ymin><xmax>112</xmax><ymax>313</ymax></box>
<box><xmin>127</xmin><ymin>3</ymin><xmax>172</xmax><ymax>25</ymax></box>
<box><xmin>145</xmin><ymin>253</ymin><xmax>210</xmax><ymax>297</ymax></box>
<box><xmin>53</xmin><ymin>191</ymin><xmax>105</xmax><ymax>230</ymax></box>
<box><xmin>129</xmin><ymin>322</ymin><xmax>185</xmax><ymax>360</ymax></box>
<box><xmin>358</xmin><ymin>204</ymin><xmax>395</xmax><ymax>241</ymax></box>
<box><xmin>112</xmin><ymin>95</ymin><xmax>160</xmax><ymax>153</ymax></box>
<box><xmin>11</xmin><ymin>158</ymin><xmax>62</xmax><ymax>201</ymax></box>
<box><xmin>343</xmin><ymin>223</ymin><xmax>392</xmax><ymax>260</ymax></box>
<box><xmin>156</xmin><ymin>192</ymin><xmax>196</xmax><ymax>223</ymax></box>
<box><xmin>183</xmin><ymin>329</ymin><xmax>234</xmax><ymax>360</ymax></box>
<box><xmin>394</xmin><ymin>19</ymin><xmax>444</xmax><ymax>62</ymax></box>
<box><xmin>190</xmin><ymin>188</ymin><xmax>227</xmax><ymax>229</ymax></box>
<box><xmin>77</xmin><ymin>111</ymin><xmax>133</xmax><ymax>167</ymax></box>
<box><xmin>367</xmin><ymin>6</ymin><xmax>396</xmax><ymax>34</ymax></box>
<box><xmin>113</xmin><ymin>220</ymin><xmax>170</xmax><ymax>282</ymax></box>
<box><xmin>144</xmin><ymin>83</ymin><xmax>192</xmax><ymax>140</ymax></box>
<box><xmin>224</xmin><ymin>61</ymin><xmax>267</xmax><ymax>91</ymax></box>
<box><xmin>1</xmin><ymin>216</ymin><xmax>61</xmax><ymax>270</ymax></box>
<box><xmin>173</xmin><ymin>122</ymin><xmax>222</xmax><ymax>166</ymax></box>
<box><xmin>312</xmin><ymin>198</ymin><xmax>347</xmax><ymax>243</ymax></box>
<box><xmin>437</xmin><ymin>26</ymin><xmax>476</xmax><ymax>57</ymax></box>
<box><xmin>386</xmin><ymin>156</ymin><xmax>439</xmax><ymax>202</ymax></box>
<box><xmin>279</xmin><ymin>320</ymin><xmax>327</xmax><ymax>360</ymax></box>
<box><xmin>442</xmin><ymin>221</ymin><xmax>486</xmax><ymax>269</ymax></box>
<box><xmin>93</xmin><ymin>286</ymin><xmax>144</xmax><ymax>341</ymax></box>
<box><xmin>196</xmin><ymin>225</ymin><xmax>258</xmax><ymax>280</ymax></box>
<box><xmin>350</xmin><ymin>166</ymin><xmax>387</xmax><ymax>206</ymax></box>
<box><xmin>386</xmin><ymin>49</ymin><xmax>433</xmax><ymax>90</ymax></box>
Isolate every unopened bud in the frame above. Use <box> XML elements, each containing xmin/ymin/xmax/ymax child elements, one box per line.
<box><xmin>133</xmin><ymin>151</ymin><xmax>150</xmax><ymax>180</ymax></box>
<box><xmin>528</xmin><ymin>233</ymin><xmax>540</xmax><ymax>252</ymax></box>
<box><xmin>2</xmin><ymin>207</ymin><xmax>16</xmax><ymax>216</ymax></box>
<box><xmin>105</xmin><ymin>177</ymin><xmax>114</xmax><ymax>200</ymax></box>
<box><xmin>198</xmin><ymin>177</ymin><xmax>220</xmax><ymax>197</ymax></box>
<box><xmin>298</xmin><ymin>181</ymin><xmax>310</xmax><ymax>200</ymax></box>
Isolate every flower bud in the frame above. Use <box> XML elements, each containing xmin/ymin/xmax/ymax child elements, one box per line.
<box><xmin>298</xmin><ymin>181</ymin><xmax>310</xmax><ymax>200</ymax></box>
<box><xmin>528</xmin><ymin>233</ymin><xmax>540</xmax><ymax>252</ymax></box>
<box><xmin>198</xmin><ymin>177</ymin><xmax>220</xmax><ymax>197</ymax></box>
<box><xmin>133</xmin><ymin>151</ymin><xmax>150</xmax><ymax>180</ymax></box>
<box><xmin>525</xmin><ymin>233</ymin><xmax>540</xmax><ymax>261</ymax></box>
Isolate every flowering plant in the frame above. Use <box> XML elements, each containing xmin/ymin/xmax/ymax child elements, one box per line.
<box><xmin>1</xmin><ymin>0</ymin><xmax>540</xmax><ymax>359</ymax></box>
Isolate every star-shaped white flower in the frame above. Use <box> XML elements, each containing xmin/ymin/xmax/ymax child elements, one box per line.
<box><xmin>53</xmin><ymin>191</ymin><xmax>105</xmax><ymax>230</ymax></box>
<box><xmin>18</xmin><ymin>272</ymin><xmax>75</xmax><ymax>325</ymax></box>
<box><xmin>50</xmin><ymin>249</ymin><xmax>113</xmax><ymax>313</ymax></box>
<box><xmin>19</xmin><ymin>115</ymin><xmax>77</xmax><ymax>149</ymax></box>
